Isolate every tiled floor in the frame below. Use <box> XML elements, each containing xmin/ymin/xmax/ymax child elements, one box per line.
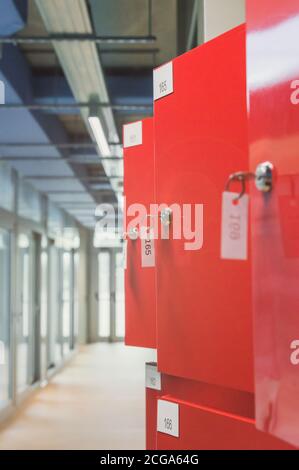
<box><xmin>0</xmin><ymin>343</ymin><xmax>156</xmax><ymax>450</ymax></box>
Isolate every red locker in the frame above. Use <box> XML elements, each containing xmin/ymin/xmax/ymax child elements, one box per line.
<box><xmin>156</xmin><ymin>397</ymin><xmax>294</xmax><ymax>450</ymax></box>
<box><xmin>247</xmin><ymin>0</ymin><xmax>299</xmax><ymax>447</ymax></box>
<box><xmin>124</xmin><ymin>118</ymin><xmax>156</xmax><ymax>348</ymax></box>
<box><xmin>154</xmin><ymin>25</ymin><xmax>254</xmax><ymax>392</ymax></box>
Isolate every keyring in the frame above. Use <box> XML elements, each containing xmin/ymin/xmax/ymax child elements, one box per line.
<box><xmin>225</xmin><ymin>171</ymin><xmax>255</xmax><ymax>200</ymax></box>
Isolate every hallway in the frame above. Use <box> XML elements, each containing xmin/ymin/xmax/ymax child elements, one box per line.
<box><xmin>0</xmin><ymin>344</ymin><xmax>156</xmax><ymax>450</ymax></box>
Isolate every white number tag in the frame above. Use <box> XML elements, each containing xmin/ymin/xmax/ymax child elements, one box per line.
<box><xmin>157</xmin><ymin>400</ymin><xmax>179</xmax><ymax>437</ymax></box>
<box><xmin>123</xmin><ymin>121</ymin><xmax>142</xmax><ymax>148</ymax></box>
<box><xmin>141</xmin><ymin>230</ymin><xmax>155</xmax><ymax>268</ymax></box>
<box><xmin>221</xmin><ymin>191</ymin><xmax>249</xmax><ymax>260</ymax></box>
<box><xmin>153</xmin><ymin>62</ymin><xmax>173</xmax><ymax>101</ymax></box>
<box><xmin>145</xmin><ymin>363</ymin><xmax>161</xmax><ymax>390</ymax></box>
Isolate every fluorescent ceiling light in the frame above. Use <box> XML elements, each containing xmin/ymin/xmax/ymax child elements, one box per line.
<box><xmin>88</xmin><ymin>116</ymin><xmax>111</xmax><ymax>157</ymax></box>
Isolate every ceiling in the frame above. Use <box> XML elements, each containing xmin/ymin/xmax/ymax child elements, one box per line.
<box><xmin>0</xmin><ymin>0</ymin><xmax>197</xmax><ymax>229</ymax></box>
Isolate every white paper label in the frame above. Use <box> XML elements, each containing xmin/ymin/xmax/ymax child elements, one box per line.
<box><xmin>141</xmin><ymin>231</ymin><xmax>155</xmax><ymax>268</ymax></box>
<box><xmin>123</xmin><ymin>121</ymin><xmax>142</xmax><ymax>148</ymax></box>
<box><xmin>157</xmin><ymin>400</ymin><xmax>179</xmax><ymax>437</ymax></box>
<box><xmin>123</xmin><ymin>239</ymin><xmax>128</xmax><ymax>269</ymax></box>
<box><xmin>221</xmin><ymin>192</ymin><xmax>249</xmax><ymax>260</ymax></box>
<box><xmin>153</xmin><ymin>62</ymin><xmax>173</xmax><ymax>101</ymax></box>
<box><xmin>146</xmin><ymin>363</ymin><xmax>161</xmax><ymax>390</ymax></box>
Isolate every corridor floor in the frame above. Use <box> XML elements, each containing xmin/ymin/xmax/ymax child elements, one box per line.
<box><xmin>0</xmin><ymin>343</ymin><xmax>156</xmax><ymax>450</ymax></box>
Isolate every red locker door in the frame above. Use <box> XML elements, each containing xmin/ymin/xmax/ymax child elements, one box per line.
<box><xmin>154</xmin><ymin>25</ymin><xmax>254</xmax><ymax>392</ymax></box>
<box><xmin>124</xmin><ymin>118</ymin><xmax>156</xmax><ymax>348</ymax></box>
<box><xmin>156</xmin><ymin>398</ymin><xmax>294</xmax><ymax>450</ymax></box>
<box><xmin>247</xmin><ymin>0</ymin><xmax>299</xmax><ymax>447</ymax></box>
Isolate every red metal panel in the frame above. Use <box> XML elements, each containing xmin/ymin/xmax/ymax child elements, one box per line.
<box><xmin>146</xmin><ymin>387</ymin><xmax>160</xmax><ymax>450</ymax></box>
<box><xmin>154</xmin><ymin>25</ymin><xmax>254</xmax><ymax>392</ymax></box>
<box><xmin>124</xmin><ymin>118</ymin><xmax>156</xmax><ymax>348</ymax></box>
<box><xmin>247</xmin><ymin>0</ymin><xmax>299</xmax><ymax>447</ymax></box>
<box><xmin>156</xmin><ymin>397</ymin><xmax>294</xmax><ymax>450</ymax></box>
<box><xmin>162</xmin><ymin>374</ymin><xmax>254</xmax><ymax>420</ymax></box>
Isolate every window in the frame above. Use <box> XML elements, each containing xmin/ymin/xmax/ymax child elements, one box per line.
<box><xmin>17</xmin><ymin>234</ymin><xmax>34</xmax><ymax>393</ymax></box>
<box><xmin>0</xmin><ymin>229</ymin><xmax>11</xmax><ymax>408</ymax></box>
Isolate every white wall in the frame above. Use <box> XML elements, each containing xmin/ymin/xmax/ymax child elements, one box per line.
<box><xmin>203</xmin><ymin>0</ymin><xmax>245</xmax><ymax>42</ymax></box>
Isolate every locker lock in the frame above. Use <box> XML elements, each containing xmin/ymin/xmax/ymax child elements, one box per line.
<box><xmin>225</xmin><ymin>161</ymin><xmax>274</xmax><ymax>200</ymax></box>
<box><xmin>255</xmin><ymin>161</ymin><xmax>273</xmax><ymax>193</ymax></box>
<box><xmin>160</xmin><ymin>207</ymin><xmax>172</xmax><ymax>226</ymax></box>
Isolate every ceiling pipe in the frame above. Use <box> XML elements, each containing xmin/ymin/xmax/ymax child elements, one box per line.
<box><xmin>0</xmin><ymin>102</ymin><xmax>152</xmax><ymax>111</ymax></box>
<box><xmin>0</xmin><ymin>156</ymin><xmax>122</xmax><ymax>161</ymax></box>
<box><xmin>0</xmin><ymin>142</ymin><xmax>120</xmax><ymax>147</ymax></box>
<box><xmin>24</xmin><ymin>47</ymin><xmax>160</xmax><ymax>54</ymax></box>
<box><xmin>0</xmin><ymin>34</ymin><xmax>156</xmax><ymax>44</ymax></box>
<box><xmin>46</xmin><ymin>190</ymin><xmax>121</xmax><ymax>194</ymax></box>
<box><xmin>24</xmin><ymin>175</ymin><xmax>122</xmax><ymax>180</ymax></box>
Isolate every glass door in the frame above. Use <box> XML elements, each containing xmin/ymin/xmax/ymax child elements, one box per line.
<box><xmin>48</xmin><ymin>242</ymin><xmax>62</xmax><ymax>368</ymax></box>
<box><xmin>17</xmin><ymin>233</ymin><xmax>41</xmax><ymax>394</ymax></box>
<box><xmin>17</xmin><ymin>233</ymin><xmax>32</xmax><ymax>393</ymax></box>
<box><xmin>62</xmin><ymin>250</ymin><xmax>73</xmax><ymax>356</ymax></box>
<box><xmin>114</xmin><ymin>251</ymin><xmax>125</xmax><ymax>339</ymax></box>
<box><xmin>72</xmin><ymin>251</ymin><xmax>79</xmax><ymax>348</ymax></box>
<box><xmin>40</xmin><ymin>240</ymin><xmax>48</xmax><ymax>381</ymax></box>
<box><xmin>0</xmin><ymin>228</ymin><xmax>11</xmax><ymax>409</ymax></box>
<box><xmin>96</xmin><ymin>248</ymin><xmax>124</xmax><ymax>341</ymax></box>
<box><xmin>32</xmin><ymin>234</ymin><xmax>41</xmax><ymax>385</ymax></box>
